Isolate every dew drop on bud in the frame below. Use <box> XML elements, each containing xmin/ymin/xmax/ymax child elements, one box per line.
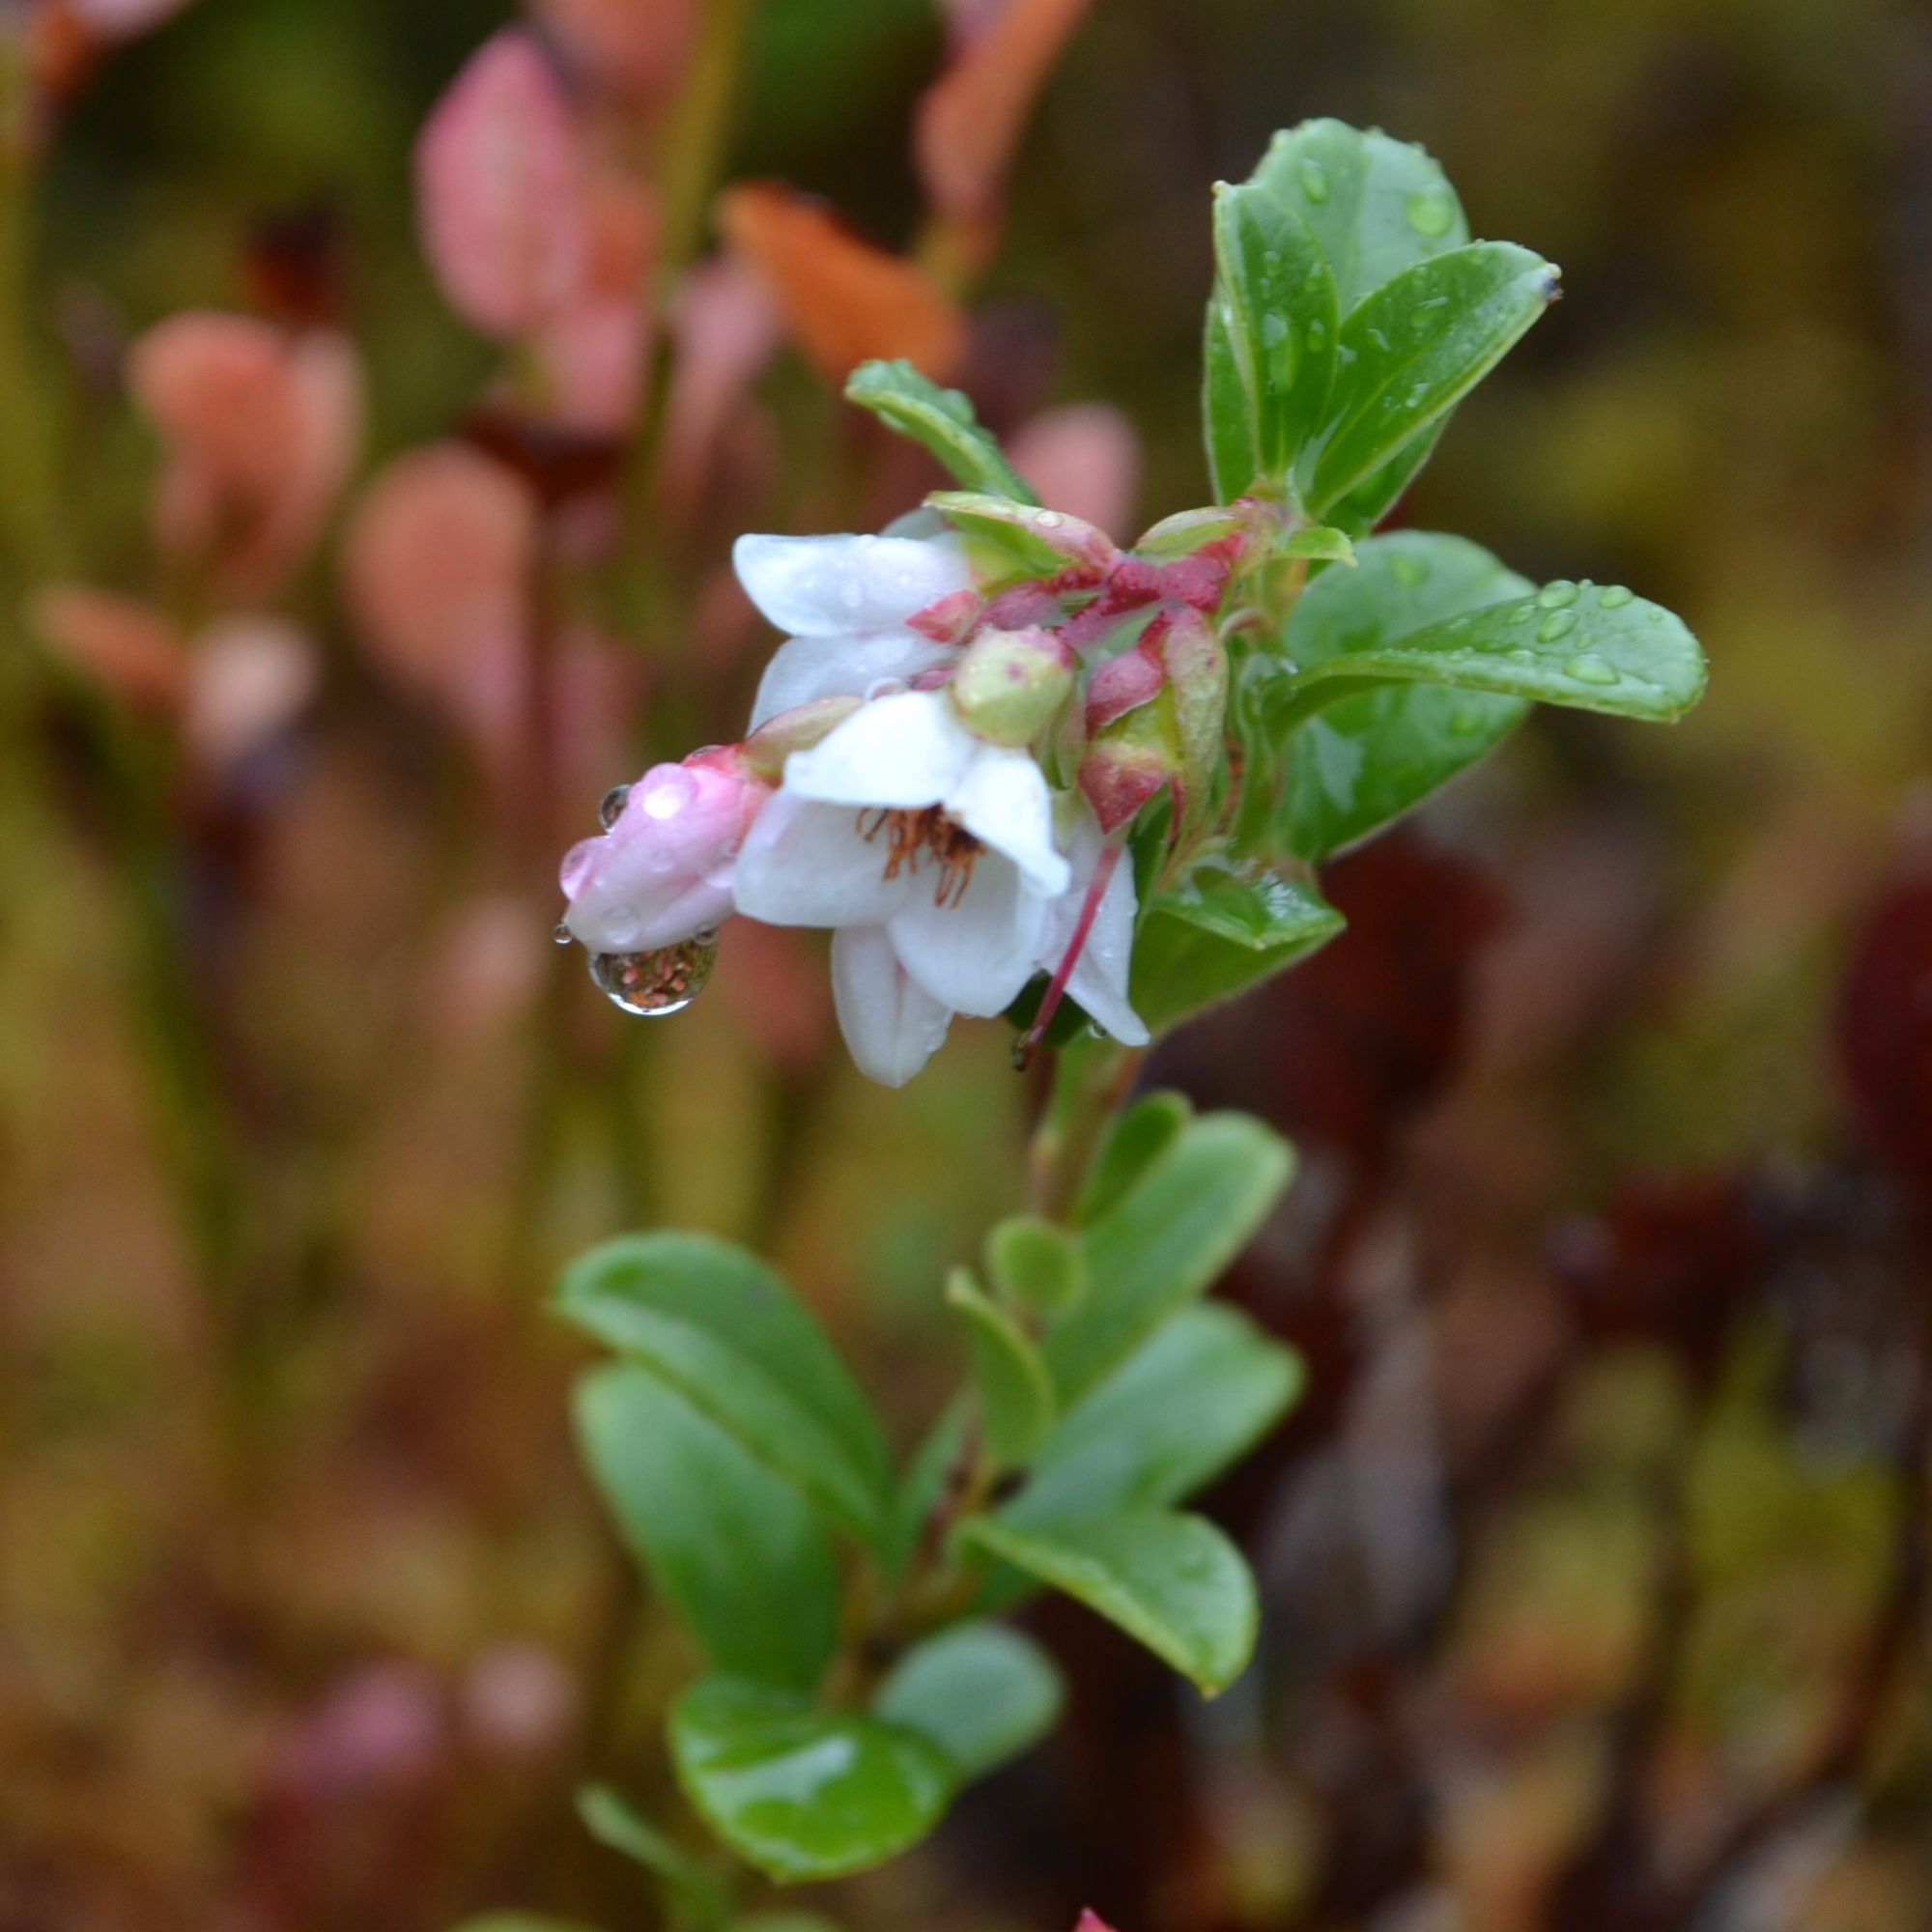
<box><xmin>553</xmin><ymin>921</ymin><xmax>574</xmax><ymax>947</ymax></box>
<box><xmin>588</xmin><ymin>933</ymin><xmax>719</xmax><ymax>1017</ymax></box>
<box><xmin>598</xmin><ymin>783</ymin><xmax>631</xmax><ymax>829</ymax></box>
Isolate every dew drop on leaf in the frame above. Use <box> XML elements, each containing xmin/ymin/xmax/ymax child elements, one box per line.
<box><xmin>1538</xmin><ymin>609</ymin><xmax>1580</xmax><ymax>644</ymax></box>
<box><xmin>1600</xmin><ymin>584</ymin><xmax>1635</xmax><ymax>608</ymax></box>
<box><xmin>1564</xmin><ymin>653</ymin><xmax>1621</xmax><ymax>686</ymax></box>
<box><xmin>1389</xmin><ymin>554</ymin><xmax>1429</xmax><ymax>586</ymax></box>
<box><xmin>599</xmin><ymin>783</ymin><xmax>631</xmax><ymax>829</ymax></box>
<box><xmin>1405</xmin><ymin>186</ymin><xmax>1456</xmax><ymax>236</ymax></box>
<box><xmin>1299</xmin><ymin>158</ymin><xmax>1331</xmax><ymax>203</ymax></box>
<box><xmin>1536</xmin><ymin>580</ymin><xmax>1579</xmax><ymax>611</ymax></box>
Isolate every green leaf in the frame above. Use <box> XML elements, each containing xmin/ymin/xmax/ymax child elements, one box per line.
<box><xmin>555</xmin><ymin>1234</ymin><xmax>893</xmax><ymax>1549</ymax></box>
<box><xmin>1076</xmin><ymin>1091</ymin><xmax>1193</xmax><ymax>1225</ymax></box>
<box><xmin>1210</xmin><ymin>180</ymin><xmax>1336</xmax><ymax>483</ymax></box>
<box><xmin>1135</xmin><ymin>504</ymin><xmax>1247</xmax><ymax>561</ymax></box>
<box><xmin>668</xmin><ymin>1677</ymin><xmax>955</xmax><ymax>1884</ymax></box>
<box><xmin>1302</xmin><ymin>242</ymin><xmax>1559</xmax><ymax>516</ymax></box>
<box><xmin>946</xmin><ymin>1269</ymin><xmax>1055</xmax><ymax>1468</ymax></box>
<box><xmin>958</xmin><ymin>1512</ymin><xmax>1259</xmax><ymax>1695</ymax></box>
<box><xmin>1043</xmin><ymin>1113</ymin><xmax>1294</xmax><ymax>1405</ymax></box>
<box><xmin>1324</xmin><ymin>415</ymin><xmax>1444</xmax><ymax>537</ymax></box>
<box><xmin>884</xmin><ymin>1404</ymin><xmax>967</xmax><ymax>1579</ymax></box>
<box><xmin>1278</xmin><ymin>525</ymin><xmax>1355</xmax><ymax>565</ymax></box>
<box><xmin>1128</xmin><ymin>862</ymin><xmax>1345</xmax><ymax>1033</ymax></box>
<box><xmin>985</xmin><ymin>1214</ymin><xmax>1087</xmax><ymax>1318</ymax></box>
<box><xmin>926</xmin><ymin>489</ymin><xmax>1075</xmax><ymax>583</ymax></box>
<box><xmin>1271</xmin><ymin>531</ymin><xmax>1534</xmax><ymax>861</ymax></box>
<box><xmin>1261</xmin><ymin>578</ymin><xmax>1709</xmax><ymax>731</ymax></box>
<box><xmin>574</xmin><ymin>1368</ymin><xmax>839</xmax><ymax>1690</ymax></box>
<box><xmin>1009</xmin><ymin>1304</ymin><xmax>1302</xmax><ymax>1528</ymax></box>
<box><xmin>1250</xmin><ymin>120</ymin><xmax>1471</xmax><ymax>315</ymax></box>
<box><xmin>845</xmin><ymin>359</ymin><xmax>1037</xmax><ymax>503</ymax></box>
<box><xmin>873</xmin><ymin>1621</ymin><xmax>1064</xmax><ymax>1781</ymax></box>
<box><xmin>1203</xmin><ymin>298</ymin><xmax>1263</xmax><ymax>502</ymax></box>
<box><xmin>576</xmin><ymin>1784</ymin><xmax>731</xmax><ymax>1924</ymax></box>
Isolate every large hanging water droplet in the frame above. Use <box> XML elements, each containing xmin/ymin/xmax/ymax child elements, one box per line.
<box><xmin>599</xmin><ymin>783</ymin><xmax>631</xmax><ymax>829</ymax></box>
<box><xmin>554</xmin><ymin>920</ymin><xmax>574</xmax><ymax>947</ymax></box>
<box><xmin>1405</xmin><ymin>186</ymin><xmax>1456</xmax><ymax>237</ymax></box>
<box><xmin>1537</xmin><ymin>609</ymin><xmax>1580</xmax><ymax>644</ymax></box>
<box><xmin>589</xmin><ymin>933</ymin><xmax>719</xmax><ymax>1017</ymax></box>
<box><xmin>1299</xmin><ymin>158</ymin><xmax>1331</xmax><ymax>203</ymax></box>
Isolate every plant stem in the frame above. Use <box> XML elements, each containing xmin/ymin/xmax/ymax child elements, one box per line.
<box><xmin>1029</xmin><ymin>1035</ymin><xmax>1143</xmax><ymax>1223</ymax></box>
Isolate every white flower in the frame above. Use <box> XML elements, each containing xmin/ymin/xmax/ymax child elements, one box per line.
<box><xmin>732</xmin><ymin>687</ymin><xmax>1069</xmax><ymax>1055</ymax></box>
<box><xmin>734</xmin><ymin>524</ymin><xmax>973</xmax><ymax>730</ymax></box>
<box><xmin>1037</xmin><ymin>806</ymin><xmax>1150</xmax><ymax>1048</ymax></box>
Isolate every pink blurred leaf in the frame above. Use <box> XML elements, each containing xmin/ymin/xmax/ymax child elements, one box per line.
<box><xmin>1007</xmin><ymin>403</ymin><xmax>1141</xmax><ymax>540</ymax></box>
<box><xmin>916</xmin><ymin>0</ymin><xmax>1094</xmax><ymax>226</ymax></box>
<box><xmin>656</xmin><ymin>258</ymin><xmax>782</xmax><ymax>511</ymax></box>
<box><xmin>720</xmin><ymin>182</ymin><xmax>967</xmax><ymax>383</ymax></box>
<box><xmin>414</xmin><ymin>30</ymin><xmax>592</xmax><ymax>340</ymax></box>
<box><xmin>533</xmin><ymin>170</ymin><xmax>659</xmax><ymax>433</ymax></box>
<box><xmin>128</xmin><ymin>314</ymin><xmax>362</xmax><ymax>595</ymax></box>
<box><xmin>532</xmin><ymin>0</ymin><xmax>700</xmax><ymax>106</ymax></box>
<box><xmin>341</xmin><ymin>441</ymin><xmax>534</xmax><ymax>750</ymax></box>
<box><xmin>30</xmin><ymin>584</ymin><xmax>186</xmax><ymax>713</ymax></box>
<box><xmin>65</xmin><ymin>0</ymin><xmax>194</xmax><ymax>34</ymax></box>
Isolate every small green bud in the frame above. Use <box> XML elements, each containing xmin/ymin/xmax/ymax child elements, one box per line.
<box><xmin>950</xmin><ymin>626</ymin><xmax>1077</xmax><ymax>747</ymax></box>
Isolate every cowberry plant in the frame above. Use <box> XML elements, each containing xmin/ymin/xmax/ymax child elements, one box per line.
<box><xmin>550</xmin><ymin>122</ymin><xmax>1706</xmax><ymax>1905</ymax></box>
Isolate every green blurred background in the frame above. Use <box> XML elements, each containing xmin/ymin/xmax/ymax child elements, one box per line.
<box><xmin>5</xmin><ymin>1</ymin><xmax>1932</xmax><ymax>1928</ymax></box>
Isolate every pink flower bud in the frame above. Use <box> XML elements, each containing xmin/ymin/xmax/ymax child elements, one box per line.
<box><xmin>414</xmin><ymin>31</ymin><xmax>591</xmax><ymax>340</ymax></box>
<box><xmin>559</xmin><ymin>757</ymin><xmax>769</xmax><ymax>952</ymax></box>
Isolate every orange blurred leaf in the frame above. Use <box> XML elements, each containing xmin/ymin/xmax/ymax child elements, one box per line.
<box><xmin>30</xmin><ymin>584</ymin><xmax>186</xmax><ymax>714</ymax></box>
<box><xmin>719</xmin><ymin>183</ymin><xmax>966</xmax><ymax>384</ymax></box>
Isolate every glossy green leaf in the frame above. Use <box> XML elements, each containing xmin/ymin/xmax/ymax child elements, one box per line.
<box><xmin>1210</xmin><ymin>180</ymin><xmax>1336</xmax><ymax>482</ymax></box>
<box><xmin>985</xmin><ymin>1214</ymin><xmax>1087</xmax><ymax>1318</ymax></box>
<box><xmin>1302</xmin><ymin>242</ymin><xmax>1558</xmax><ymax>515</ymax></box>
<box><xmin>1076</xmin><ymin>1091</ymin><xmax>1193</xmax><ymax>1225</ymax></box>
<box><xmin>873</xmin><ymin>1621</ymin><xmax>1064</xmax><ymax>1781</ymax></box>
<box><xmin>1203</xmin><ymin>297</ymin><xmax>1264</xmax><ymax>502</ymax></box>
<box><xmin>1043</xmin><ymin>1112</ymin><xmax>1294</xmax><ymax>1405</ymax></box>
<box><xmin>884</xmin><ymin>1404</ymin><xmax>967</xmax><ymax>1579</ymax></box>
<box><xmin>958</xmin><ymin>1511</ymin><xmax>1259</xmax><ymax>1695</ymax></box>
<box><xmin>1010</xmin><ymin>1304</ymin><xmax>1303</xmax><ymax>1528</ymax></box>
<box><xmin>576</xmin><ymin>1783</ymin><xmax>731</xmax><ymax>1924</ymax></box>
<box><xmin>926</xmin><ymin>489</ymin><xmax>1077</xmax><ymax>583</ymax></box>
<box><xmin>946</xmin><ymin>1269</ymin><xmax>1054</xmax><ymax>1468</ymax></box>
<box><xmin>555</xmin><ymin>1234</ymin><xmax>893</xmax><ymax>1549</ymax></box>
<box><xmin>1324</xmin><ymin>414</ymin><xmax>1445</xmax><ymax>537</ymax></box>
<box><xmin>1261</xmin><ymin>579</ymin><xmax>1709</xmax><ymax>731</ymax></box>
<box><xmin>1128</xmin><ymin>862</ymin><xmax>1345</xmax><ymax>1033</ymax></box>
<box><xmin>1251</xmin><ymin>120</ymin><xmax>1471</xmax><ymax>314</ymax></box>
<box><xmin>1272</xmin><ymin>531</ymin><xmax>1534</xmax><ymax>861</ymax></box>
<box><xmin>574</xmin><ymin>1368</ymin><xmax>839</xmax><ymax>1690</ymax></box>
<box><xmin>668</xmin><ymin>1677</ymin><xmax>954</xmax><ymax>1884</ymax></box>
<box><xmin>1278</xmin><ymin>525</ymin><xmax>1355</xmax><ymax>565</ymax></box>
<box><xmin>844</xmin><ymin>359</ymin><xmax>1037</xmax><ymax>503</ymax></box>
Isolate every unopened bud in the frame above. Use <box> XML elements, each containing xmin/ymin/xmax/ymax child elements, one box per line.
<box><xmin>950</xmin><ymin>625</ymin><xmax>1076</xmax><ymax>747</ymax></box>
<box><xmin>1079</xmin><ymin>699</ymin><xmax>1179</xmax><ymax>834</ymax></box>
<box><xmin>928</xmin><ymin>490</ymin><xmax>1120</xmax><ymax>590</ymax></box>
<box><xmin>740</xmin><ymin>695</ymin><xmax>862</xmax><ymax>781</ymax></box>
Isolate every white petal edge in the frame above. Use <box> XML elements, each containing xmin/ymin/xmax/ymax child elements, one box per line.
<box><xmin>782</xmin><ymin>689</ymin><xmax>975</xmax><ymax>809</ymax></box>
<box><xmin>749</xmin><ymin>629</ymin><xmax>956</xmax><ymax>731</ymax></box>
<box><xmin>730</xmin><ymin>792</ymin><xmax>911</xmax><ymax>928</ymax></box>
<box><xmin>947</xmin><ymin>745</ymin><xmax>1071</xmax><ymax>896</ymax></box>
<box><xmin>733</xmin><ymin>531</ymin><xmax>971</xmax><ymax>637</ymax></box>
<box><xmin>832</xmin><ymin>923</ymin><xmax>952</xmax><ymax>1087</ymax></box>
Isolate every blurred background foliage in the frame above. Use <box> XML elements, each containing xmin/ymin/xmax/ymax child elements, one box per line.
<box><xmin>3</xmin><ymin>1</ymin><xmax>1932</xmax><ymax>1929</ymax></box>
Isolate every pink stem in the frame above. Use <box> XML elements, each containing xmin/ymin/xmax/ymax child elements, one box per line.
<box><xmin>1014</xmin><ymin>839</ymin><xmax>1124</xmax><ymax>1069</ymax></box>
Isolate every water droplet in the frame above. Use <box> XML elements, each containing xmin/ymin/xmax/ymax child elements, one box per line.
<box><xmin>1537</xmin><ymin>580</ymin><xmax>1579</xmax><ymax>610</ymax></box>
<box><xmin>1299</xmin><ymin>158</ymin><xmax>1330</xmax><ymax>203</ymax></box>
<box><xmin>1599</xmin><ymin>584</ymin><xmax>1635</xmax><ymax>609</ymax></box>
<box><xmin>1564</xmin><ymin>652</ymin><xmax>1621</xmax><ymax>686</ymax></box>
<box><xmin>1036</xmin><ymin>510</ymin><xmax>1064</xmax><ymax>528</ymax></box>
<box><xmin>1537</xmin><ymin>609</ymin><xmax>1580</xmax><ymax>644</ymax></box>
<box><xmin>1405</xmin><ymin>186</ymin><xmax>1456</xmax><ymax>237</ymax></box>
<box><xmin>1505</xmin><ymin>646</ymin><xmax>1536</xmax><ymax>664</ymax></box>
<box><xmin>589</xmin><ymin>934</ymin><xmax>719</xmax><ymax>1017</ymax></box>
<box><xmin>1450</xmin><ymin>704</ymin><xmax>1485</xmax><ymax>735</ymax></box>
<box><xmin>1306</xmin><ymin>320</ymin><xmax>1327</xmax><ymax>350</ymax></box>
<box><xmin>598</xmin><ymin>783</ymin><xmax>631</xmax><ymax>829</ymax></box>
<box><xmin>1389</xmin><ymin>554</ymin><xmax>1429</xmax><ymax>586</ymax></box>
<box><xmin>1262</xmin><ymin>313</ymin><xmax>1288</xmax><ymax>348</ymax></box>
<box><xmin>637</xmin><ymin>766</ymin><xmax>697</xmax><ymax>821</ymax></box>
<box><xmin>553</xmin><ymin>921</ymin><xmax>574</xmax><ymax>946</ymax></box>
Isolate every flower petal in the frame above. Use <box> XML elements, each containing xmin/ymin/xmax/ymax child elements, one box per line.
<box><xmin>1039</xmin><ymin>807</ymin><xmax>1150</xmax><ymax>1045</ymax></box>
<box><xmin>749</xmin><ymin>628</ymin><xmax>954</xmax><ymax>730</ymax></box>
<box><xmin>733</xmin><ymin>530</ymin><xmax>970</xmax><ymax>637</ymax></box>
<box><xmin>731</xmin><ymin>791</ymin><xmax>911</xmax><ymax>927</ymax></box>
<box><xmin>782</xmin><ymin>689</ymin><xmax>975</xmax><ymax>808</ymax></box>
<box><xmin>948</xmin><ymin>745</ymin><xmax>1070</xmax><ymax>896</ymax></box>
<box><xmin>889</xmin><ymin>854</ymin><xmax>1047</xmax><ymax>1017</ymax></box>
<box><xmin>832</xmin><ymin>924</ymin><xmax>952</xmax><ymax>1087</ymax></box>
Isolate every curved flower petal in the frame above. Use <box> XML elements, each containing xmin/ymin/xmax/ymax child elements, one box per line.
<box><xmin>782</xmin><ymin>689</ymin><xmax>975</xmax><ymax>808</ymax></box>
<box><xmin>732</xmin><ymin>791</ymin><xmax>912</xmax><ymax>927</ymax></box>
<box><xmin>1039</xmin><ymin>807</ymin><xmax>1150</xmax><ymax>1045</ymax></box>
<box><xmin>733</xmin><ymin>530</ymin><xmax>970</xmax><ymax>637</ymax></box>
<box><xmin>889</xmin><ymin>854</ymin><xmax>1047</xmax><ymax>1018</ymax></box>
<box><xmin>749</xmin><ymin>627</ymin><xmax>955</xmax><ymax>730</ymax></box>
<box><xmin>948</xmin><ymin>744</ymin><xmax>1070</xmax><ymax>896</ymax></box>
<box><xmin>832</xmin><ymin>924</ymin><xmax>952</xmax><ymax>1087</ymax></box>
